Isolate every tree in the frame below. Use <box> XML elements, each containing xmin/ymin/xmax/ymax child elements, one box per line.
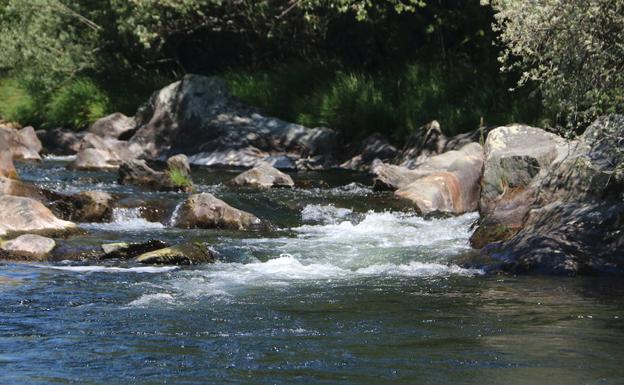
<box><xmin>488</xmin><ymin>0</ymin><xmax>624</xmax><ymax>131</ymax></box>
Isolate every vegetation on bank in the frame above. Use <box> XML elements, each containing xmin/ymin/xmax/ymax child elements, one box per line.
<box><xmin>0</xmin><ymin>0</ymin><xmax>621</xmax><ymax>140</ymax></box>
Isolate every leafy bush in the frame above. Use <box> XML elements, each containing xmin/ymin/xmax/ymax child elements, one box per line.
<box><xmin>0</xmin><ymin>77</ymin><xmax>42</xmax><ymax>127</ymax></box>
<box><xmin>45</xmin><ymin>79</ymin><xmax>109</xmax><ymax>130</ymax></box>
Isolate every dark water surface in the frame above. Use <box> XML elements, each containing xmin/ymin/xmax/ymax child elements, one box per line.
<box><xmin>1</xmin><ymin>158</ymin><xmax>623</xmax><ymax>385</ymax></box>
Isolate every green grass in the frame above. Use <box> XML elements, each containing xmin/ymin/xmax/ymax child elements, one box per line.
<box><xmin>0</xmin><ymin>77</ymin><xmax>41</xmax><ymax>127</ymax></box>
<box><xmin>167</xmin><ymin>168</ymin><xmax>193</xmax><ymax>189</ymax></box>
<box><xmin>224</xmin><ymin>63</ymin><xmax>544</xmax><ymax>142</ymax></box>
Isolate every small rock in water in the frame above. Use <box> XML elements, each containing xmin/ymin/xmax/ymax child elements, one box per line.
<box><xmin>229</xmin><ymin>162</ymin><xmax>294</xmax><ymax>189</ymax></box>
<box><xmin>135</xmin><ymin>243</ymin><xmax>219</xmax><ymax>265</ymax></box>
<box><xmin>173</xmin><ymin>192</ymin><xmax>265</xmax><ymax>230</ymax></box>
<box><xmin>0</xmin><ymin>234</ymin><xmax>56</xmax><ymax>261</ymax></box>
<box><xmin>101</xmin><ymin>239</ymin><xmax>170</xmax><ymax>260</ymax></box>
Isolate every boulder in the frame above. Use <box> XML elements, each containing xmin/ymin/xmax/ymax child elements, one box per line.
<box><xmin>65</xmin><ymin>191</ymin><xmax>114</xmax><ymax>223</ymax></box>
<box><xmin>38</xmin><ymin>128</ymin><xmax>84</xmax><ymax>155</ymax></box>
<box><xmin>173</xmin><ymin>192</ymin><xmax>264</xmax><ymax>230</ymax></box>
<box><xmin>100</xmin><ymin>239</ymin><xmax>169</xmax><ymax>260</ymax></box>
<box><xmin>67</xmin><ymin>148</ymin><xmax>119</xmax><ymax>170</ymax></box>
<box><xmin>128</xmin><ymin>75</ymin><xmax>338</xmax><ymax>168</ymax></box>
<box><xmin>0</xmin><ymin>146</ymin><xmax>18</xmax><ymax>179</ymax></box>
<box><xmin>399</xmin><ymin>121</ymin><xmax>447</xmax><ymax>168</ymax></box>
<box><xmin>0</xmin><ymin>176</ymin><xmax>50</xmax><ymax>201</ymax></box>
<box><xmin>394</xmin><ymin>143</ymin><xmax>484</xmax><ymax>215</ymax></box>
<box><xmin>264</xmin><ymin>155</ymin><xmax>297</xmax><ymax>170</ymax></box>
<box><xmin>481</xmin><ymin>115</ymin><xmax>624</xmax><ymax>275</ymax></box>
<box><xmin>0</xmin><ymin>195</ymin><xmax>77</xmax><ymax>237</ymax></box>
<box><xmin>230</xmin><ymin>162</ymin><xmax>294</xmax><ymax>189</ymax></box>
<box><xmin>0</xmin><ymin>126</ymin><xmax>42</xmax><ymax>161</ymax></box>
<box><xmin>340</xmin><ymin>133</ymin><xmax>398</xmax><ymax>171</ymax></box>
<box><xmin>470</xmin><ymin>124</ymin><xmax>569</xmax><ymax>247</ymax></box>
<box><xmin>371</xmin><ymin>160</ymin><xmax>425</xmax><ymax>190</ymax></box>
<box><xmin>0</xmin><ymin>234</ymin><xmax>56</xmax><ymax>261</ymax></box>
<box><xmin>88</xmin><ymin>113</ymin><xmax>136</xmax><ymax>139</ymax></box>
<box><xmin>77</xmin><ymin>133</ymin><xmax>142</xmax><ymax>164</ymax></box>
<box><xmin>166</xmin><ymin>154</ymin><xmax>191</xmax><ymax>177</ymax></box>
<box><xmin>135</xmin><ymin>242</ymin><xmax>218</xmax><ymax>265</ymax></box>
<box><xmin>118</xmin><ymin>157</ymin><xmax>194</xmax><ymax>192</ymax></box>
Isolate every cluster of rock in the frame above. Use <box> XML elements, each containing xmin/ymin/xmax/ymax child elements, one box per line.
<box><xmin>1</xmin><ymin>75</ymin><xmax>621</xmax><ymax>275</ymax></box>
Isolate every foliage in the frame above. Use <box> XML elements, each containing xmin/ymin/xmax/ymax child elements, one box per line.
<box><xmin>225</xmin><ymin>63</ymin><xmax>542</xmax><ymax>141</ymax></box>
<box><xmin>488</xmin><ymin>0</ymin><xmax>624</xmax><ymax>132</ymax></box>
<box><xmin>0</xmin><ymin>78</ymin><xmax>41</xmax><ymax>127</ymax></box>
<box><xmin>167</xmin><ymin>168</ymin><xmax>193</xmax><ymax>189</ymax></box>
<box><xmin>46</xmin><ymin>79</ymin><xmax>108</xmax><ymax>130</ymax></box>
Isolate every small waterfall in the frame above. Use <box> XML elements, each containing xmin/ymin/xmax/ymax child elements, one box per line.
<box><xmin>168</xmin><ymin>201</ymin><xmax>184</xmax><ymax>227</ymax></box>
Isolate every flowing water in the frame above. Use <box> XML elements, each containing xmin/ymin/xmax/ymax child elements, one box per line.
<box><xmin>1</xmin><ymin>158</ymin><xmax>624</xmax><ymax>384</ymax></box>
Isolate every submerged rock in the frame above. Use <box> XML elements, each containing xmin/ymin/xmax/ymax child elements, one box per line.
<box><xmin>0</xmin><ymin>234</ymin><xmax>56</xmax><ymax>261</ymax></box>
<box><xmin>173</xmin><ymin>192</ymin><xmax>264</xmax><ymax>230</ymax></box>
<box><xmin>230</xmin><ymin>162</ymin><xmax>294</xmax><ymax>189</ymax></box>
<box><xmin>135</xmin><ymin>243</ymin><xmax>218</xmax><ymax>265</ymax></box>
<box><xmin>0</xmin><ymin>195</ymin><xmax>77</xmax><ymax>237</ymax></box>
<box><xmin>481</xmin><ymin>115</ymin><xmax>624</xmax><ymax>275</ymax></box>
<box><xmin>101</xmin><ymin>239</ymin><xmax>169</xmax><ymax>260</ymax></box>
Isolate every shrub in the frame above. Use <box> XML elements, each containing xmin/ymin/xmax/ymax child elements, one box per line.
<box><xmin>0</xmin><ymin>77</ymin><xmax>42</xmax><ymax>127</ymax></box>
<box><xmin>45</xmin><ymin>79</ymin><xmax>109</xmax><ymax>130</ymax></box>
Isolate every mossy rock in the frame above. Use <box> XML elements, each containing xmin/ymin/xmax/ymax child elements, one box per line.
<box><xmin>135</xmin><ymin>242</ymin><xmax>218</xmax><ymax>265</ymax></box>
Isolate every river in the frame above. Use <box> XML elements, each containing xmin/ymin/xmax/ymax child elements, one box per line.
<box><xmin>1</xmin><ymin>157</ymin><xmax>623</xmax><ymax>384</ymax></box>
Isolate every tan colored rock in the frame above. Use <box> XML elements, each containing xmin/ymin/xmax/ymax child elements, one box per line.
<box><xmin>173</xmin><ymin>193</ymin><xmax>264</xmax><ymax>230</ymax></box>
<box><xmin>67</xmin><ymin>148</ymin><xmax>119</xmax><ymax>170</ymax></box>
<box><xmin>0</xmin><ymin>234</ymin><xmax>56</xmax><ymax>261</ymax></box>
<box><xmin>230</xmin><ymin>162</ymin><xmax>294</xmax><ymax>189</ymax></box>
<box><xmin>0</xmin><ymin>149</ymin><xmax>18</xmax><ymax>179</ymax></box>
<box><xmin>0</xmin><ymin>126</ymin><xmax>42</xmax><ymax>161</ymax></box>
<box><xmin>395</xmin><ymin>143</ymin><xmax>484</xmax><ymax>215</ymax></box>
<box><xmin>0</xmin><ymin>195</ymin><xmax>77</xmax><ymax>237</ymax></box>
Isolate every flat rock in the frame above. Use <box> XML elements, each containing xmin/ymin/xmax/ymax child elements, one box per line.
<box><xmin>0</xmin><ymin>234</ymin><xmax>56</xmax><ymax>261</ymax></box>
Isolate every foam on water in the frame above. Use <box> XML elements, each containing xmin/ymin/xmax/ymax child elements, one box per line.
<box><xmin>80</xmin><ymin>208</ymin><xmax>165</xmax><ymax>231</ymax></box>
<box><xmin>129</xmin><ymin>208</ymin><xmax>481</xmax><ymax>304</ymax></box>
<box><xmin>301</xmin><ymin>204</ymin><xmax>355</xmax><ymax>224</ymax></box>
<box><xmin>43</xmin><ymin>154</ymin><xmax>77</xmax><ymax>162</ymax></box>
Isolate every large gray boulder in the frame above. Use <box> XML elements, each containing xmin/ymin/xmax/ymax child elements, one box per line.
<box><xmin>0</xmin><ymin>195</ymin><xmax>77</xmax><ymax>237</ymax></box>
<box><xmin>0</xmin><ymin>234</ymin><xmax>56</xmax><ymax>261</ymax></box>
<box><xmin>230</xmin><ymin>162</ymin><xmax>294</xmax><ymax>189</ymax></box>
<box><xmin>173</xmin><ymin>192</ymin><xmax>264</xmax><ymax>230</ymax></box>
<box><xmin>481</xmin><ymin>115</ymin><xmax>624</xmax><ymax>275</ymax></box>
<box><xmin>129</xmin><ymin>74</ymin><xmax>338</xmax><ymax>167</ymax></box>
